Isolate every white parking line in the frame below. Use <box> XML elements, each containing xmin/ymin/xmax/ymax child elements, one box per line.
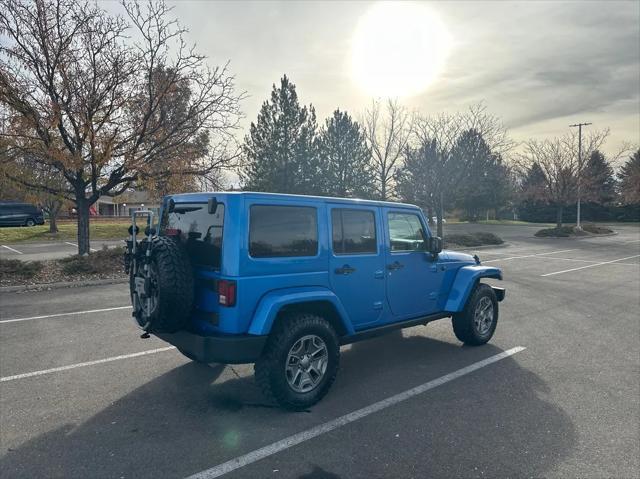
<box><xmin>484</xmin><ymin>249</ymin><xmax>575</xmax><ymax>263</ymax></box>
<box><xmin>186</xmin><ymin>346</ymin><xmax>526</xmax><ymax>479</ymax></box>
<box><xmin>538</xmin><ymin>256</ymin><xmax>638</xmax><ymax>266</ymax></box>
<box><xmin>0</xmin><ymin>306</ymin><xmax>132</xmax><ymax>324</ymax></box>
<box><xmin>1</xmin><ymin>244</ymin><xmax>23</xmax><ymax>254</ymax></box>
<box><xmin>0</xmin><ymin>346</ymin><xmax>176</xmax><ymax>382</ymax></box>
<box><xmin>64</xmin><ymin>241</ymin><xmax>97</xmax><ymax>252</ymax></box>
<box><xmin>541</xmin><ymin>254</ymin><xmax>640</xmax><ymax>277</ymax></box>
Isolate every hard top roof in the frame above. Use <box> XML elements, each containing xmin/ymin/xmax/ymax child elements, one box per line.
<box><xmin>167</xmin><ymin>191</ymin><xmax>420</xmax><ymax>210</ymax></box>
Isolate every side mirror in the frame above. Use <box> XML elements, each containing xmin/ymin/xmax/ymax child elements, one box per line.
<box><xmin>428</xmin><ymin>236</ymin><xmax>443</xmax><ymax>255</ymax></box>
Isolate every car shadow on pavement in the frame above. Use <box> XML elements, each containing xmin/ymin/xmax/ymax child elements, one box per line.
<box><xmin>1</xmin><ymin>331</ymin><xmax>576</xmax><ymax>479</ymax></box>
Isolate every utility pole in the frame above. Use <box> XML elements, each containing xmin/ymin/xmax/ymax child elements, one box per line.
<box><xmin>569</xmin><ymin>122</ymin><xmax>591</xmax><ymax>229</ymax></box>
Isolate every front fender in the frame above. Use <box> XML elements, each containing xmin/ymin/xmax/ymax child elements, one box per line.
<box><xmin>444</xmin><ymin>265</ymin><xmax>503</xmax><ymax>313</ymax></box>
<box><xmin>247</xmin><ymin>287</ymin><xmax>354</xmax><ymax>336</ymax></box>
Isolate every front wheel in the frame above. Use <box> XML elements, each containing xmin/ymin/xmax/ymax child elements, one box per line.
<box><xmin>254</xmin><ymin>313</ymin><xmax>340</xmax><ymax>410</ymax></box>
<box><xmin>25</xmin><ymin>218</ymin><xmax>35</xmax><ymax>227</ymax></box>
<box><xmin>452</xmin><ymin>283</ymin><xmax>498</xmax><ymax>346</ymax></box>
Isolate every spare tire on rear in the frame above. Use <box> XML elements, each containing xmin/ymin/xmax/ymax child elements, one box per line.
<box><xmin>130</xmin><ymin>235</ymin><xmax>194</xmax><ymax>333</ymax></box>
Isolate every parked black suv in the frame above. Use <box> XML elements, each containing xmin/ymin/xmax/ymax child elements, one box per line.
<box><xmin>0</xmin><ymin>202</ymin><xmax>45</xmax><ymax>227</ymax></box>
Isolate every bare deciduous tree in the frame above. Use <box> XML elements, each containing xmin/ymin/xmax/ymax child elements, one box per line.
<box><xmin>461</xmin><ymin>102</ymin><xmax>516</xmax><ymax>156</ymax></box>
<box><xmin>517</xmin><ymin>129</ymin><xmax>609</xmax><ymax>227</ymax></box>
<box><xmin>0</xmin><ymin>0</ymin><xmax>243</xmax><ymax>254</ymax></box>
<box><xmin>362</xmin><ymin>99</ymin><xmax>413</xmax><ymax>200</ymax></box>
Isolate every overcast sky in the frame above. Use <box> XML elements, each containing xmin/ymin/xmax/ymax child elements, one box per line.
<box><xmin>166</xmin><ymin>0</ymin><xmax>638</xmax><ymax>160</ymax></box>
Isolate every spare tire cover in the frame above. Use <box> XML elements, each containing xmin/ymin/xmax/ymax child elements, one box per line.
<box><xmin>130</xmin><ymin>236</ymin><xmax>194</xmax><ymax>332</ymax></box>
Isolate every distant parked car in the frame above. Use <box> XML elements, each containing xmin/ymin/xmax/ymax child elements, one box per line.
<box><xmin>0</xmin><ymin>202</ymin><xmax>45</xmax><ymax>227</ymax></box>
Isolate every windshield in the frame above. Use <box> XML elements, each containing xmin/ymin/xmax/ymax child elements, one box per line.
<box><xmin>160</xmin><ymin>201</ymin><xmax>224</xmax><ymax>270</ymax></box>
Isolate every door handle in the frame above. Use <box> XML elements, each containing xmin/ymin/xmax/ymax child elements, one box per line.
<box><xmin>387</xmin><ymin>261</ymin><xmax>404</xmax><ymax>271</ymax></box>
<box><xmin>335</xmin><ymin>264</ymin><xmax>356</xmax><ymax>275</ymax></box>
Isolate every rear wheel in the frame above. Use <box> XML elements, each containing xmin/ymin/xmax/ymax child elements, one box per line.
<box><xmin>452</xmin><ymin>283</ymin><xmax>498</xmax><ymax>345</ymax></box>
<box><xmin>255</xmin><ymin>313</ymin><xmax>340</xmax><ymax>410</ymax></box>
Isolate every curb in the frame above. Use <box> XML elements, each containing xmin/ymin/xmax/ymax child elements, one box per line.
<box><xmin>0</xmin><ymin>277</ymin><xmax>127</xmax><ymax>293</ymax></box>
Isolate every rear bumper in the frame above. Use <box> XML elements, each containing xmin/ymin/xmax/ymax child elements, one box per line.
<box><xmin>155</xmin><ymin>330</ymin><xmax>267</xmax><ymax>364</ymax></box>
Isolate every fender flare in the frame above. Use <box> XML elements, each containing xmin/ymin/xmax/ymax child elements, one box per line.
<box><xmin>444</xmin><ymin>265</ymin><xmax>503</xmax><ymax>313</ymax></box>
<box><xmin>247</xmin><ymin>287</ymin><xmax>354</xmax><ymax>336</ymax></box>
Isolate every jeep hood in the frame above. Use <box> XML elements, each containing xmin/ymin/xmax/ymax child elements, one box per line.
<box><xmin>442</xmin><ymin>250</ymin><xmax>477</xmax><ymax>264</ymax></box>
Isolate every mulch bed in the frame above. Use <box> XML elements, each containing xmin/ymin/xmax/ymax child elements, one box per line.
<box><xmin>1</xmin><ymin>247</ymin><xmax>127</xmax><ymax>288</ymax></box>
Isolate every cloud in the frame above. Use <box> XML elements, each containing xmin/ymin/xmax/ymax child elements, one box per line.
<box><xmin>165</xmin><ymin>0</ymin><xmax>639</xmax><ymax>151</ymax></box>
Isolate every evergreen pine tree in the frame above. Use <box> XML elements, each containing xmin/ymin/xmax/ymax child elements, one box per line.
<box><xmin>617</xmin><ymin>150</ymin><xmax>640</xmax><ymax>205</ymax></box>
<box><xmin>316</xmin><ymin>109</ymin><xmax>374</xmax><ymax>198</ymax></box>
<box><xmin>241</xmin><ymin>76</ymin><xmax>320</xmax><ymax>194</ymax></box>
<box><xmin>582</xmin><ymin>150</ymin><xmax>616</xmax><ymax>205</ymax></box>
<box><xmin>452</xmin><ymin>129</ymin><xmax>496</xmax><ymax>220</ymax></box>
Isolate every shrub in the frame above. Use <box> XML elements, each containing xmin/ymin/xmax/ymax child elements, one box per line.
<box><xmin>535</xmin><ymin>226</ymin><xmax>575</xmax><ymax>237</ymax></box>
<box><xmin>445</xmin><ymin>232</ymin><xmax>504</xmax><ymax>248</ymax></box>
<box><xmin>473</xmin><ymin>232</ymin><xmax>504</xmax><ymax>245</ymax></box>
<box><xmin>59</xmin><ymin>246</ymin><xmax>125</xmax><ymax>275</ymax></box>
<box><xmin>581</xmin><ymin>224</ymin><xmax>614</xmax><ymax>235</ymax></box>
<box><xmin>0</xmin><ymin>258</ymin><xmax>43</xmax><ymax>278</ymax></box>
<box><xmin>535</xmin><ymin>224</ymin><xmax>614</xmax><ymax>237</ymax></box>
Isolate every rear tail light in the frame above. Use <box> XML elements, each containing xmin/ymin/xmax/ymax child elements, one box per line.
<box><xmin>217</xmin><ymin>280</ymin><xmax>236</xmax><ymax>307</ymax></box>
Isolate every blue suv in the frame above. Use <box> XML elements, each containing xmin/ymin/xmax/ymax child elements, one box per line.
<box><xmin>125</xmin><ymin>192</ymin><xmax>505</xmax><ymax>410</ymax></box>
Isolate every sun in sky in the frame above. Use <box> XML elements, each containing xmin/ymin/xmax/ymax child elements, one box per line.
<box><xmin>351</xmin><ymin>1</ymin><xmax>453</xmax><ymax>98</ymax></box>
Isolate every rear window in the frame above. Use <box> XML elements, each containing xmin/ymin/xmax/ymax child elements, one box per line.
<box><xmin>249</xmin><ymin>205</ymin><xmax>317</xmax><ymax>258</ymax></box>
<box><xmin>160</xmin><ymin>202</ymin><xmax>224</xmax><ymax>269</ymax></box>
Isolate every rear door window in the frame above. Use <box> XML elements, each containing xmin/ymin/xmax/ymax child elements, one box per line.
<box><xmin>160</xmin><ymin>202</ymin><xmax>224</xmax><ymax>269</ymax></box>
<box><xmin>249</xmin><ymin>205</ymin><xmax>317</xmax><ymax>257</ymax></box>
<box><xmin>331</xmin><ymin>209</ymin><xmax>377</xmax><ymax>255</ymax></box>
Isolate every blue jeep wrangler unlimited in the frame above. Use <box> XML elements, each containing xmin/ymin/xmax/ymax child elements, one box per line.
<box><xmin>125</xmin><ymin>192</ymin><xmax>504</xmax><ymax>410</ymax></box>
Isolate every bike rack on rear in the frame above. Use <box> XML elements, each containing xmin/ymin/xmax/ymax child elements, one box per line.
<box><xmin>125</xmin><ymin>210</ymin><xmax>156</xmax><ymax>334</ymax></box>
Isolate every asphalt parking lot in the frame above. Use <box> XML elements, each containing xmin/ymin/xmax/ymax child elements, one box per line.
<box><xmin>0</xmin><ymin>240</ymin><xmax>123</xmax><ymax>262</ymax></box>
<box><xmin>1</xmin><ymin>224</ymin><xmax>638</xmax><ymax>478</ymax></box>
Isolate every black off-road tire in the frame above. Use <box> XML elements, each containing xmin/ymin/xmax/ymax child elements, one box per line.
<box><xmin>452</xmin><ymin>283</ymin><xmax>498</xmax><ymax>346</ymax></box>
<box><xmin>254</xmin><ymin>313</ymin><xmax>340</xmax><ymax>411</ymax></box>
<box><xmin>130</xmin><ymin>236</ymin><xmax>194</xmax><ymax>333</ymax></box>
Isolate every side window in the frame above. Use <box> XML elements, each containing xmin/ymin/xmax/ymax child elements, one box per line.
<box><xmin>388</xmin><ymin>212</ymin><xmax>426</xmax><ymax>252</ymax></box>
<box><xmin>249</xmin><ymin>205</ymin><xmax>318</xmax><ymax>258</ymax></box>
<box><xmin>332</xmin><ymin>209</ymin><xmax>377</xmax><ymax>255</ymax></box>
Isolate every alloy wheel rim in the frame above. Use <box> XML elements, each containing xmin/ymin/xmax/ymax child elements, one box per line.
<box><xmin>285</xmin><ymin>334</ymin><xmax>329</xmax><ymax>393</ymax></box>
<box><xmin>473</xmin><ymin>296</ymin><xmax>494</xmax><ymax>335</ymax></box>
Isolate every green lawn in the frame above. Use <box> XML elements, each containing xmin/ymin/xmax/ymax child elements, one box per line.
<box><xmin>0</xmin><ymin>222</ymin><xmax>130</xmax><ymax>243</ymax></box>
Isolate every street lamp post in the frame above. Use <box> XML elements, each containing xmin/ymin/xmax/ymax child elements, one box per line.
<box><xmin>569</xmin><ymin>122</ymin><xmax>591</xmax><ymax>230</ymax></box>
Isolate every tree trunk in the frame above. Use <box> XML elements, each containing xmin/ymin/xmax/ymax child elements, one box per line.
<box><xmin>556</xmin><ymin>204</ymin><xmax>564</xmax><ymax>228</ymax></box>
<box><xmin>49</xmin><ymin>213</ymin><xmax>58</xmax><ymax>233</ymax></box>
<box><xmin>76</xmin><ymin>200</ymin><xmax>91</xmax><ymax>255</ymax></box>
<box><xmin>427</xmin><ymin>206</ymin><xmax>434</xmax><ymax>225</ymax></box>
<box><xmin>48</xmin><ymin>200</ymin><xmax>62</xmax><ymax>234</ymax></box>
<box><xmin>436</xmin><ymin>191</ymin><xmax>444</xmax><ymax>238</ymax></box>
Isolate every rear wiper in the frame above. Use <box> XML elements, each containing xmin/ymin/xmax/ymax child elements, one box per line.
<box><xmin>172</xmin><ymin>206</ymin><xmax>203</xmax><ymax>214</ymax></box>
